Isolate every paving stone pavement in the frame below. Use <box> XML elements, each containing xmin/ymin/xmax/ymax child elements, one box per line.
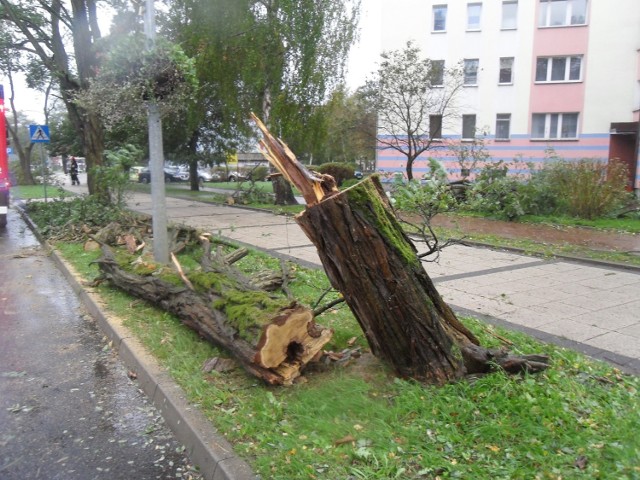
<box><xmin>126</xmin><ymin>192</ymin><xmax>640</xmax><ymax>375</ymax></box>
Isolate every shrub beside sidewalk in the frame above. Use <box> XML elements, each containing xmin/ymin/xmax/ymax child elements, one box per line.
<box><xmin>23</xmin><ymin>198</ymin><xmax>640</xmax><ymax>479</ymax></box>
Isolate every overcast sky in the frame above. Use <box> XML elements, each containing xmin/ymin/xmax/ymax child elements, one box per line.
<box><xmin>2</xmin><ymin>0</ymin><xmax>381</xmax><ymax>125</ymax></box>
<box><xmin>346</xmin><ymin>0</ymin><xmax>382</xmax><ymax>90</ymax></box>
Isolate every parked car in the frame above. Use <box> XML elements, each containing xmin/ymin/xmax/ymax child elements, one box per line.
<box><xmin>227</xmin><ymin>171</ymin><xmax>249</xmax><ymax>182</ymax></box>
<box><xmin>354</xmin><ymin>170</ymin><xmax>363</xmax><ymax>179</ymax></box>
<box><xmin>129</xmin><ymin>166</ymin><xmax>146</xmax><ymax>181</ymax></box>
<box><xmin>137</xmin><ymin>167</ymin><xmax>187</xmax><ymax>184</ymax></box>
<box><xmin>198</xmin><ymin>169</ymin><xmax>222</xmax><ymax>183</ymax></box>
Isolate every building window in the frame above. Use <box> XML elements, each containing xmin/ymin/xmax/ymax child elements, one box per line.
<box><xmin>501</xmin><ymin>1</ymin><xmax>518</xmax><ymax>29</ymax></box>
<box><xmin>539</xmin><ymin>0</ymin><xmax>588</xmax><ymax>27</ymax></box>
<box><xmin>495</xmin><ymin>114</ymin><xmax>511</xmax><ymax>140</ymax></box>
<box><xmin>535</xmin><ymin>56</ymin><xmax>582</xmax><ymax>82</ymax></box>
<box><xmin>430</xmin><ymin>115</ymin><xmax>443</xmax><ymax>139</ymax></box>
<box><xmin>531</xmin><ymin>113</ymin><xmax>579</xmax><ymax>139</ymax></box>
<box><xmin>430</xmin><ymin>60</ymin><xmax>445</xmax><ymax>86</ymax></box>
<box><xmin>464</xmin><ymin>59</ymin><xmax>479</xmax><ymax>85</ymax></box>
<box><xmin>467</xmin><ymin>3</ymin><xmax>482</xmax><ymax>30</ymax></box>
<box><xmin>433</xmin><ymin>5</ymin><xmax>447</xmax><ymax>31</ymax></box>
<box><xmin>499</xmin><ymin>57</ymin><xmax>514</xmax><ymax>84</ymax></box>
<box><xmin>462</xmin><ymin>115</ymin><xmax>477</xmax><ymax>139</ymax></box>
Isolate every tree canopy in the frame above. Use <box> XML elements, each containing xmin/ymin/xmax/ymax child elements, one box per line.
<box><xmin>160</xmin><ymin>0</ymin><xmax>360</xmax><ymax>161</ymax></box>
<box><xmin>0</xmin><ymin>0</ymin><xmax>107</xmax><ymax>196</ymax></box>
<box><xmin>2</xmin><ymin>0</ymin><xmax>363</xmax><ymax>197</ymax></box>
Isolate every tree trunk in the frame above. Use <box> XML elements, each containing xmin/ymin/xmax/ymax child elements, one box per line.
<box><xmin>297</xmin><ymin>178</ymin><xmax>477</xmax><ymax>382</ymax></box>
<box><xmin>252</xmin><ymin>113</ymin><xmax>549</xmax><ymax>384</ymax></box>
<box><xmin>83</xmin><ymin>112</ymin><xmax>106</xmax><ymax>198</ymax></box>
<box><xmin>95</xmin><ymin>244</ymin><xmax>332</xmax><ymax>386</ymax></box>
<box><xmin>272</xmin><ymin>175</ymin><xmax>299</xmax><ymax>205</ymax></box>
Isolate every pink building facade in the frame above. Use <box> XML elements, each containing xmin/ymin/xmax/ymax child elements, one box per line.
<box><xmin>377</xmin><ymin>0</ymin><xmax>640</xmax><ymax>191</ymax></box>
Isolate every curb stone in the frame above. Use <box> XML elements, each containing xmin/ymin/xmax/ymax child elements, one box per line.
<box><xmin>17</xmin><ymin>204</ymin><xmax>259</xmax><ymax>480</ymax></box>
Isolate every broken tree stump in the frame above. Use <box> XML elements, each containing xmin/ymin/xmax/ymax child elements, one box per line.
<box><xmin>94</xmin><ymin>244</ymin><xmax>332</xmax><ymax>385</ymax></box>
<box><xmin>252</xmin><ymin>113</ymin><xmax>550</xmax><ymax>384</ymax></box>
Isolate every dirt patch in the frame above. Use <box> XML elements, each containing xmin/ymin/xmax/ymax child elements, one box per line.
<box><xmin>429</xmin><ymin>215</ymin><xmax>640</xmax><ymax>254</ymax></box>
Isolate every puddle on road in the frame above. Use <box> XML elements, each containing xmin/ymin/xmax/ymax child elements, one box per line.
<box><xmin>1</xmin><ymin>208</ymin><xmax>203</xmax><ymax>480</ymax></box>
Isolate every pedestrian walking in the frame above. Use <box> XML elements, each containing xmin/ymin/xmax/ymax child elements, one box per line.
<box><xmin>69</xmin><ymin>157</ymin><xmax>80</xmax><ymax>185</ymax></box>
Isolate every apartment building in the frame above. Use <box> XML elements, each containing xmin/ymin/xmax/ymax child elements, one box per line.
<box><xmin>376</xmin><ymin>0</ymin><xmax>640</xmax><ymax>191</ymax></box>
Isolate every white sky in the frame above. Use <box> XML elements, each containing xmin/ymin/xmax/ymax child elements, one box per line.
<box><xmin>2</xmin><ymin>0</ymin><xmax>381</xmax><ymax>124</ymax></box>
<box><xmin>345</xmin><ymin>0</ymin><xmax>382</xmax><ymax>90</ymax></box>
<box><xmin>1</xmin><ymin>73</ymin><xmax>47</xmax><ymax>124</ymax></box>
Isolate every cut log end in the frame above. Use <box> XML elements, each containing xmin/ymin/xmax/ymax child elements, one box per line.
<box><xmin>254</xmin><ymin>305</ymin><xmax>333</xmax><ymax>371</ymax></box>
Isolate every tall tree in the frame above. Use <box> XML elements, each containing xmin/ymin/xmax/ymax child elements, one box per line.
<box><xmin>161</xmin><ymin>0</ymin><xmax>255</xmax><ymax>190</ymax></box>
<box><xmin>161</xmin><ymin>0</ymin><xmax>360</xmax><ymax>198</ymax></box>
<box><xmin>366</xmin><ymin>41</ymin><xmax>464</xmax><ymax>181</ymax></box>
<box><xmin>246</xmin><ymin>0</ymin><xmax>359</xmax><ymax>155</ymax></box>
<box><xmin>312</xmin><ymin>85</ymin><xmax>376</xmax><ymax>168</ymax></box>
<box><xmin>0</xmin><ymin>0</ymin><xmax>107</xmax><ymax>197</ymax></box>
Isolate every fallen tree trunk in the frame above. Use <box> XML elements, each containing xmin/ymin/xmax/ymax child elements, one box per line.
<box><xmin>94</xmin><ymin>244</ymin><xmax>332</xmax><ymax>385</ymax></box>
<box><xmin>252</xmin><ymin>113</ymin><xmax>550</xmax><ymax>384</ymax></box>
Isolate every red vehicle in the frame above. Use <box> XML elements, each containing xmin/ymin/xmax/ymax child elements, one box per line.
<box><xmin>0</xmin><ymin>85</ymin><xmax>9</xmax><ymax>227</ymax></box>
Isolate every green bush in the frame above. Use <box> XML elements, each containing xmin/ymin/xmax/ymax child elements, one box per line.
<box><xmin>519</xmin><ymin>159</ymin><xmax>631</xmax><ymax>220</ymax></box>
<box><xmin>314</xmin><ymin>162</ymin><xmax>355</xmax><ymax>186</ymax></box>
<box><xmin>464</xmin><ymin>157</ymin><xmax>631</xmax><ymax>221</ymax></box>
<box><xmin>465</xmin><ymin>161</ymin><xmax>525</xmax><ymax>220</ymax></box>
<box><xmin>249</xmin><ymin>165</ymin><xmax>269</xmax><ymax>182</ymax></box>
<box><xmin>341</xmin><ymin>178</ymin><xmax>360</xmax><ymax>188</ymax></box>
<box><xmin>517</xmin><ymin>164</ymin><xmax>561</xmax><ymax>216</ymax></box>
<box><xmin>545</xmin><ymin>159</ymin><xmax>630</xmax><ymax>219</ymax></box>
<box><xmin>95</xmin><ymin>144</ymin><xmax>143</xmax><ymax>207</ymax></box>
<box><xmin>26</xmin><ymin>196</ymin><xmax>129</xmax><ymax>237</ymax></box>
<box><xmin>393</xmin><ymin>178</ymin><xmax>457</xmax><ymax>223</ymax></box>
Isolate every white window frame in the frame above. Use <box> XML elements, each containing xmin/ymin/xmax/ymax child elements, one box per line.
<box><xmin>464</xmin><ymin>59</ymin><xmax>479</xmax><ymax>85</ymax></box>
<box><xmin>531</xmin><ymin>113</ymin><xmax>579</xmax><ymax>140</ymax></box>
<box><xmin>539</xmin><ymin>0</ymin><xmax>588</xmax><ymax>28</ymax></box>
<box><xmin>535</xmin><ymin>56</ymin><xmax>582</xmax><ymax>83</ymax></box>
<box><xmin>499</xmin><ymin>57</ymin><xmax>514</xmax><ymax>84</ymax></box>
<box><xmin>462</xmin><ymin>114</ymin><xmax>477</xmax><ymax>140</ymax></box>
<box><xmin>501</xmin><ymin>1</ymin><xmax>518</xmax><ymax>30</ymax></box>
<box><xmin>495</xmin><ymin>114</ymin><xmax>511</xmax><ymax>140</ymax></box>
<box><xmin>467</xmin><ymin>3</ymin><xmax>482</xmax><ymax>31</ymax></box>
<box><xmin>433</xmin><ymin>5</ymin><xmax>447</xmax><ymax>32</ymax></box>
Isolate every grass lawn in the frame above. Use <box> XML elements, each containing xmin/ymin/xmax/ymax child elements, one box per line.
<box><xmin>52</xmin><ymin>239</ymin><xmax>640</xmax><ymax>480</ymax></box>
<box><xmin>11</xmin><ymin>184</ymin><xmax>71</xmax><ymax>200</ymax></box>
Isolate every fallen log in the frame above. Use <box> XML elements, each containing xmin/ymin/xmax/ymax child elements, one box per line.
<box><xmin>94</xmin><ymin>244</ymin><xmax>332</xmax><ymax>385</ymax></box>
<box><xmin>252</xmin><ymin>113</ymin><xmax>550</xmax><ymax>384</ymax></box>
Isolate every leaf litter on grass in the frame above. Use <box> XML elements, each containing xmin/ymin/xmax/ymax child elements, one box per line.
<box><xmin>54</xmin><ymin>239</ymin><xmax>640</xmax><ymax>479</ymax></box>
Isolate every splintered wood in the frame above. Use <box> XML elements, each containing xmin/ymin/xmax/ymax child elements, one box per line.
<box><xmin>251</xmin><ymin>112</ymin><xmax>338</xmax><ymax>206</ymax></box>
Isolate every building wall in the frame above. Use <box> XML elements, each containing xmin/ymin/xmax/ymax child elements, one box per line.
<box><xmin>376</xmin><ymin>0</ymin><xmax>640</xmax><ymax>188</ymax></box>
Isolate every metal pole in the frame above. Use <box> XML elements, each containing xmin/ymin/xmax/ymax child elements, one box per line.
<box><xmin>144</xmin><ymin>0</ymin><xmax>169</xmax><ymax>263</ymax></box>
<box><xmin>41</xmin><ymin>144</ymin><xmax>48</xmax><ymax>203</ymax></box>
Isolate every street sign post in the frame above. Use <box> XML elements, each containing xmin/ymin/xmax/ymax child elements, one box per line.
<box><xmin>29</xmin><ymin>125</ymin><xmax>50</xmax><ymax>143</ymax></box>
<box><xmin>29</xmin><ymin>124</ymin><xmax>51</xmax><ymax>202</ymax></box>
<box><xmin>0</xmin><ymin>85</ymin><xmax>9</xmax><ymax>227</ymax></box>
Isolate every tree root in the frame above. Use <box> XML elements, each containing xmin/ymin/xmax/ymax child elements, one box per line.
<box><xmin>461</xmin><ymin>344</ymin><xmax>551</xmax><ymax>375</ymax></box>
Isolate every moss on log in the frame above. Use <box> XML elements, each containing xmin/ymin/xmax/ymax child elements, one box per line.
<box><xmin>95</xmin><ymin>245</ymin><xmax>332</xmax><ymax>385</ymax></box>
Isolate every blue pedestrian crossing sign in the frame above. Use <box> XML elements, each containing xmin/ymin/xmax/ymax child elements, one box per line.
<box><xmin>29</xmin><ymin>125</ymin><xmax>50</xmax><ymax>143</ymax></box>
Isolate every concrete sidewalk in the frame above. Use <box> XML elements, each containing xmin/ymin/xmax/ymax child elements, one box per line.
<box><xmin>126</xmin><ymin>192</ymin><xmax>640</xmax><ymax>375</ymax></box>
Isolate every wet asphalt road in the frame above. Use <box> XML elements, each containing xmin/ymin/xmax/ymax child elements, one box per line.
<box><xmin>0</xmin><ymin>209</ymin><xmax>202</xmax><ymax>479</ymax></box>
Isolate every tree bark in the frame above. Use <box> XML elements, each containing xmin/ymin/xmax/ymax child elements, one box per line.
<box><xmin>94</xmin><ymin>245</ymin><xmax>332</xmax><ymax>385</ymax></box>
<box><xmin>297</xmin><ymin>178</ymin><xmax>477</xmax><ymax>382</ymax></box>
<box><xmin>252</xmin><ymin>113</ymin><xmax>549</xmax><ymax>384</ymax></box>
<box><xmin>272</xmin><ymin>175</ymin><xmax>299</xmax><ymax>205</ymax></box>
